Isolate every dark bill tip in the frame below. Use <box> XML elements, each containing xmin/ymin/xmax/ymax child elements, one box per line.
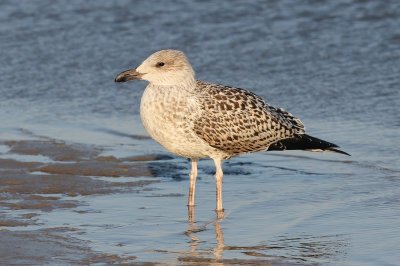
<box><xmin>114</xmin><ymin>69</ymin><xmax>143</xmax><ymax>83</ymax></box>
<box><xmin>114</xmin><ymin>73</ymin><xmax>129</xmax><ymax>82</ymax></box>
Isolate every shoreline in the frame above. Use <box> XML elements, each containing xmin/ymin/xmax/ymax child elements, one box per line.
<box><xmin>0</xmin><ymin>136</ymin><xmax>168</xmax><ymax>265</ymax></box>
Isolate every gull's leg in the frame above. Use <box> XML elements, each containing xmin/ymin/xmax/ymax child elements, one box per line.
<box><xmin>187</xmin><ymin>159</ymin><xmax>198</xmax><ymax>207</ymax></box>
<box><xmin>213</xmin><ymin>158</ymin><xmax>224</xmax><ymax>211</ymax></box>
<box><xmin>188</xmin><ymin>205</ymin><xmax>195</xmax><ymax>223</ymax></box>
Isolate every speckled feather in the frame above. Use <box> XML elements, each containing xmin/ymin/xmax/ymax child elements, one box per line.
<box><xmin>139</xmin><ymin>80</ymin><xmax>306</xmax><ymax>160</ymax></box>
<box><xmin>117</xmin><ymin>49</ymin><xmax>347</xmax><ymax>161</ymax></box>
<box><xmin>116</xmin><ymin>49</ymin><xmax>349</xmax><ymax>211</ymax></box>
<box><xmin>193</xmin><ymin>80</ymin><xmax>305</xmax><ymax>157</ymax></box>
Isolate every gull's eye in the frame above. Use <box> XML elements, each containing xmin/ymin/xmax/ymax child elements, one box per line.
<box><xmin>156</xmin><ymin>62</ymin><xmax>165</xmax><ymax>67</ymax></box>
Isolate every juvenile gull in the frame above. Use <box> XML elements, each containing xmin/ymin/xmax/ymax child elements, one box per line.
<box><xmin>115</xmin><ymin>49</ymin><xmax>349</xmax><ymax>212</ymax></box>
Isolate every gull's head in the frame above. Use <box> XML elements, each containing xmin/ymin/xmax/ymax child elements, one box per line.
<box><xmin>115</xmin><ymin>49</ymin><xmax>195</xmax><ymax>86</ymax></box>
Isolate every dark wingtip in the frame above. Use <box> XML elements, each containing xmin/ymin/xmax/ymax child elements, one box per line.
<box><xmin>268</xmin><ymin>134</ymin><xmax>350</xmax><ymax>156</ymax></box>
<box><xmin>327</xmin><ymin>148</ymin><xmax>351</xmax><ymax>156</ymax></box>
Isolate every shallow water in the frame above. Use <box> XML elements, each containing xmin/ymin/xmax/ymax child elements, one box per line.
<box><xmin>1</xmin><ymin>0</ymin><xmax>399</xmax><ymax>265</ymax></box>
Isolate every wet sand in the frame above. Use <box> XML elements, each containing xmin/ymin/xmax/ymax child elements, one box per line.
<box><xmin>0</xmin><ymin>136</ymin><xmax>306</xmax><ymax>265</ymax></box>
<box><xmin>0</xmin><ymin>137</ymin><xmax>163</xmax><ymax>264</ymax></box>
<box><xmin>0</xmin><ymin>228</ymin><xmax>142</xmax><ymax>265</ymax></box>
<box><xmin>0</xmin><ymin>122</ymin><xmax>354</xmax><ymax>266</ymax></box>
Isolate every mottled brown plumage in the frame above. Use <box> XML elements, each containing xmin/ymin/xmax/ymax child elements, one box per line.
<box><xmin>115</xmin><ymin>49</ymin><xmax>349</xmax><ymax>212</ymax></box>
<box><xmin>194</xmin><ymin>80</ymin><xmax>305</xmax><ymax>158</ymax></box>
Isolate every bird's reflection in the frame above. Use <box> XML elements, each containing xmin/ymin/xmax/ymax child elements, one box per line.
<box><xmin>183</xmin><ymin>208</ymin><xmax>347</xmax><ymax>265</ymax></box>
<box><xmin>186</xmin><ymin>206</ymin><xmax>225</xmax><ymax>261</ymax></box>
<box><xmin>186</xmin><ymin>206</ymin><xmax>200</xmax><ymax>257</ymax></box>
<box><xmin>213</xmin><ymin>211</ymin><xmax>225</xmax><ymax>260</ymax></box>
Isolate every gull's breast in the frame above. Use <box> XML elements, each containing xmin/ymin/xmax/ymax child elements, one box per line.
<box><xmin>139</xmin><ymin>85</ymin><xmax>214</xmax><ymax>158</ymax></box>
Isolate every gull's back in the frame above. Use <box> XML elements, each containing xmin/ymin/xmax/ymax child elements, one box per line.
<box><xmin>193</xmin><ymin>80</ymin><xmax>305</xmax><ymax>158</ymax></box>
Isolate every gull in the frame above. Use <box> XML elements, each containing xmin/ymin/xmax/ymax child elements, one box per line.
<box><xmin>115</xmin><ymin>49</ymin><xmax>349</xmax><ymax>212</ymax></box>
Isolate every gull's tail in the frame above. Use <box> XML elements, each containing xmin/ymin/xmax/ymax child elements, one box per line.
<box><xmin>268</xmin><ymin>134</ymin><xmax>350</xmax><ymax>156</ymax></box>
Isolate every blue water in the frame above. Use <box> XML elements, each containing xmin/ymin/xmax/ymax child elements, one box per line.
<box><xmin>1</xmin><ymin>0</ymin><xmax>399</xmax><ymax>265</ymax></box>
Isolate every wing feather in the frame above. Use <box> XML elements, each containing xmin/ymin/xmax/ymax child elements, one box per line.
<box><xmin>193</xmin><ymin>80</ymin><xmax>305</xmax><ymax>155</ymax></box>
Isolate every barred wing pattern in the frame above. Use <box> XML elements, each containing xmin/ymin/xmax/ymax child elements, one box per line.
<box><xmin>193</xmin><ymin>81</ymin><xmax>305</xmax><ymax>156</ymax></box>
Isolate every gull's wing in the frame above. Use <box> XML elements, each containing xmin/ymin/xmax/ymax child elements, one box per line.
<box><xmin>193</xmin><ymin>80</ymin><xmax>305</xmax><ymax>155</ymax></box>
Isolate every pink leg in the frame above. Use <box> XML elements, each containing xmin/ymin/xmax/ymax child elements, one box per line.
<box><xmin>214</xmin><ymin>158</ymin><xmax>224</xmax><ymax>211</ymax></box>
<box><xmin>187</xmin><ymin>159</ymin><xmax>198</xmax><ymax>207</ymax></box>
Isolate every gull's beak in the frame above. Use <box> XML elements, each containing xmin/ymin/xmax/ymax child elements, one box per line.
<box><xmin>114</xmin><ymin>68</ymin><xmax>144</xmax><ymax>82</ymax></box>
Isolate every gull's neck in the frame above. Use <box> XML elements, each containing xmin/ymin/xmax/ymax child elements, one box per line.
<box><xmin>149</xmin><ymin>76</ymin><xmax>197</xmax><ymax>89</ymax></box>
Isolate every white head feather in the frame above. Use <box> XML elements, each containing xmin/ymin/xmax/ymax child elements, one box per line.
<box><xmin>136</xmin><ymin>50</ymin><xmax>196</xmax><ymax>86</ymax></box>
